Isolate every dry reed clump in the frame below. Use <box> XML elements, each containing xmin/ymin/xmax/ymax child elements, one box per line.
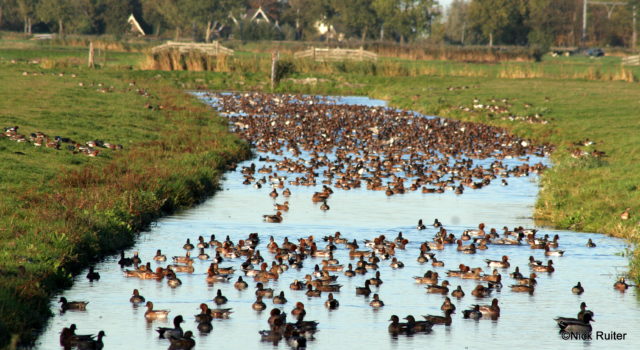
<box><xmin>498</xmin><ymin>65</ymin><xmax>544</xmax><ymax>79</ymax></box>
<box><xmin>40</xmin><ymin>57</ymin><xmax>83</xmax><ymax>69</ymax></box>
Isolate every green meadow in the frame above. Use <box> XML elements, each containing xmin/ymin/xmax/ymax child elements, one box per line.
<box><xmin>0</xmin><ymin>36</ymin><xmax>639</xmax><ymax>347</ymax></box>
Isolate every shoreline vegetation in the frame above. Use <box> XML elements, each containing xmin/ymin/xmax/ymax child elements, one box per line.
<box><xmin>1</xmin><ymin>35</ymin><xmax>638</xmax><ymax>348</ymax></box>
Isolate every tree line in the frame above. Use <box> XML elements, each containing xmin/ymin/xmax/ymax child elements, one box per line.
<box><xmin>0</xmin><ymin>0</ymin><xmax>637</xmax><ymax>48</ymax></box>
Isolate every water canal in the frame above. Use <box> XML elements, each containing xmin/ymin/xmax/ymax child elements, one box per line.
<box><xmin>36</xmin><ymin>94</ymin><xmax>639</xmax><ymax>349</ymax></box>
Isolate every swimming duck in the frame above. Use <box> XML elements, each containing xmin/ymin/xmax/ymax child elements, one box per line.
<box><xmin>510</xmin><ymin>266</ymin><xmax>523</xmax><ymax>279</ymax></box>
<box><xmin>433</xmin><ymin>219</ymin><xmax>442</xmax><ymax>227</ymax></box>
<box><xmin>471</xmin><ymin>285</ymin><xmax>492</xmax><ymax>298</ymax></box>
<box><xmin>290</xmin><ymin>279</ymin><xmax>305</xmax><ymax>290</ymax></box>
<box><xmin>531</xmin><ymin>260</ymin><xmax>554</xmax><ymax>273</ymax></box>
<box><xmin>75</xmin><ymin>330</ymin><xmax>105</xmax><ymax>350</ymax></box>
<box><xmin>451</xmin><ymin>285</ymin><xmax>465</xmax><ymax>298</ymax></box>
<box><xmin>305</xmin><ymin>284</ymin><xmax>322</xmax><ymax>297</ymax></box>
<box><xmin>586</xmin><ymin>239</ymin><xmax>596</xmax><ymax>248</ymax></box>
<box><xmin>544</xmin><ymin>246</ymin><xmax>564</xmax><ymax>257</ymax></box>
<box><xmin>368</xmin><ymin>271</ymin><xmax>383</xmax><ymax>286</ymax></box>
<box><xmin>510</xmin><ymin>284</ymin><xmax>535</xmax><ymax>294</ymax></box>
<box><xmin>213</xmin><ymin>289</ymin><xmax>228</xmax><ymax>305</ymax></box>
<box><xmin>145</xmin><ymin>301</ymin><xmax>170</xmax><ymax>319</ymax></box>
<box><xmin>194</xmin><ymin>304</ymin><xmax>213</xmax><ymax>323</ymax></box>
<box><xmin>404</xmin><ymin>315</ymin><xmax>433</xmax><ymax>332</ymax></box>
<box><xmin>117</xmin><ymin>250</ymin><xmax>133</xmax><ymax>267</ymax></box>
<box><xmin>426</xmin><ymin>280</ymin><xmax>450</xmax><ymax>294</ymax></box>
<box><xmin>197</xmin><ymin>248</ymin><xmax>210</xmax><ymax>260</ymax></box>
<box><xmin>369</xmin><ymin>294</ymin><xmax>385</xmax><ymax>308</ymax></box>
<box><xmin>130</xmin><ymin>289</ymin><xmax>145</xmax><ymax>303</ymax></box>
<box><xmin>613</xmin><ymin>277</ymin><xmax>629</xmax><ymax>291</ymax></box>
<box><xmin>440</xmin><ymin>297</ymin><xmax>456</xmax><ymax>312</ymax></box>
<box><xmin>462</xmin><ymin>305</ymin><xmax>482</xmax><ymax>320</ymax></box>
<box><xmin>390</xmin><ymin>257</ymin><xmax>404</xmax><ymax>269</ymax></box>
<box><xmin>168</xmin><ymin>330</ymin><xmax>195</xmax><ymax>350</ymax></box>
<box><xmin>572</xmin><ymin>282</ymin><xmax>584</xmax><ymax>295</ymax></box>
<box><xmin>291</xmin><ymin>302</ymin><xmax>306</xmax><ymax>318</ymax></box>
<box><xmin>423</xmin><ymin>309</ymin><xmax>454</xmax><ymax>326</ymax></box>
<box><xmin>153</xmin><ymin>249</ymin><xmax>167</xmax><ymax>261</ymax></box>
<box><xmin>355</xmin><ymin>280</ymin><xmax>372</xmax><ymax>296</ymax></box>
<box><xmin>320</xmin><ymin>201</ymin><xmax>330</xmax><ymax>211</ymax></box>
<box><xmin>325</xmin><ymin>293</ymin><xmax>339</xmax><ymax>309</ymax></box>
<box><xmin>255</xmin><ymin>282</ymin><xmax>274</xmax><ymax>298</ymax></box>
<box><xmin>209</xmin><ymin>307</ymin><xmax>233</xmax><ymax>319</ymax></box>
<box><xmin>479</xmin><ymin>298</ymin><xmax>501</xmax><ymax>317</ymax></box>
<box><xmin>414</xmin><ymin>271</ymin><xmax>439</xmax><ymax>284</ymax></box>
<box><xmin>431</xmin><ymin>256</ymin><xmax>445</xmax><ymax>267</ymax></box>
<box><xmin>556</xmin><ymin>313</ymin><xmax>594</xmax><ymax>334</ymax></box>
<box><xmin>183</xmin><ymin>239</ymin><xmax>194</xmax><ymax>250</ymax></box>
<box><xmin>252</xmin><ymin>296</ymin><xmax>266</xmax><ymax>311</ymax></box>
<box><xmin>59</xmin><ymin>324</ymin><xmax>95</xmax><ymax>348</ymax></box>
<box><xmin>417</xmin><ymin>219</ymin><xmax>426</xmax><ymax>230</ymax></box>
<box><xmin>59</xmin><ymin>297</ymin><xmax>88</xmax><ymax>312</ymax></box>
<box><xmin>344</xmin><ymin>264</ymin><xmax>356</xmax><ymax>277</ymax></box>
<box><xmin>485</xmin><ymin>255</ymin><xmax>510</xmax><ymax>268</ymax></box>
<box><xmin>263</xmin><ymin>211</ymin><xmax>283</xmax><ymax>223</ymax></box>
<box><xmin>234</xmin><ymin>276</ymin><xmax>248</xmax><ymax>290</ymax></box>
<box><xmin>388</xmin><ymin>315</ymin><xmax>409</xmax><ymax>333</ymax></box>
<box><xmin>156</xmin><ymin>315</ymin><xmax>184</xmax><ymax>339</ymax></box>
<box><xmin>273</xmin><ymin>291</ymin><xmax>288</xmax><ymax>304</ymax></box>
<box><xmin>85</xmin><ymin>267</ymin><xmax>100</xmax><ymax>282</ymax></box>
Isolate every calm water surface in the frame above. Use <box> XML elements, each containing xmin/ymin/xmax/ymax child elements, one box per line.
<box><xmin>36</xmin><ymin>95</ymin><xmax>639</xmax><ymax>350</ymax></box>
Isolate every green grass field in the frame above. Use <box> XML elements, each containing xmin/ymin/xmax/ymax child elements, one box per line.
<box><xmin>0</xmin><ymin>35</ymin><xmax>639</xmax><ymax>348</ymax></box>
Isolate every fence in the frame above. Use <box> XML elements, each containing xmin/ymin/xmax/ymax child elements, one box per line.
<box><xmin>294</xmin><ymin>47</ymin><xmax>377</xmax><ymax>62</ymax></box>
<box><xmin>151</xmin><ymin>41</ymin><xmax>234</xmax><ymax>56</ymax></box>
<box><xmin>622</xmin><ymin>55</ymin><xmax>640</xmax><ymax>66</ymax></box>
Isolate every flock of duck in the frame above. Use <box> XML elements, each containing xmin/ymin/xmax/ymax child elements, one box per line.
<box><xmin>205</xmin><ymin>92</ymin><xmax>551</xmax><ymax>221</ymax></box>
<box><xmin>457</xmin><ymin>97</ymin><xmax>549</xmax><ymax>124</ymax></box>
<box><xmin>57</xmin><ymin>219</ymin><xmax>633</xmax><ymax>349</ymax></box>
<box><xmin>2</xmin><ymin>126</ymin><xmax>123</xmax><ymax>157</ymax></box>
<box><xmin>54</xmin><ymin>93</ymin><xmax>634</xmax><ymax>349</ymax></box>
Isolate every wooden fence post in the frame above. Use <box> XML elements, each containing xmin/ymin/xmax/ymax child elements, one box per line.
<box><xmin>271</xmin><ymin>51</ymin><xmax>279</xmax><ymax>90</ymax></box>
<box><xmin>88</xmin><ymin>41</ymin><xmax>95</xmax><ymax>68</ymax></box>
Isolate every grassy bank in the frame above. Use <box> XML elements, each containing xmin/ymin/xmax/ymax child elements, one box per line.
<box><xmin>0</xmin><ymin>49</ymin><xmax>250</xmax><ymax>347</ymax></box>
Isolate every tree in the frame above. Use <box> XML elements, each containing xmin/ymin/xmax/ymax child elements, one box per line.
<box><xmin>444</xmin><ymin>0</ymin><xmax>470</xmax><ymax>44</ymax></box>
<box><xmin>331</xmin><ymin>0</ymin><xmax>378</xmax><ymax>42</ymax></box>
<box><xmin>17</xmin><ymin>0</ymin><xmax>35</xmax><ymax>33</ymax></box>
<box><xmin>468</xmin><ymin>0</ymin><xmax>527</xmax><ymax>46</ymax></box>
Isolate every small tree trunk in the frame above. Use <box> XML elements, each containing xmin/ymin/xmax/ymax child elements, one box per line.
<box><xmin>58</xmin><ymin>19</ymin><xmax>64</xmax><ymax>36</ymax></box>
<box><xmin>24</xmin><ymin>17</ymin><xmax>28</xmax><ymax>33</ymax></box>
<box><xmin>205</xmin><ymin>21</ymin><xmax>212</xmax><ymax>43</ymax></box>
<box><xmin>88</xmin><ymin>42</ymin><xmax>95</xmax><ymax>68</ymax></box>
<box><xmin>174</xmin><ymin>27</ymin><xmax>180</xmax><ymax>41</ymax></box>
<box><xmin>27</xmin><ymin>17</ymin><xmax>31</xmax><ymax>34</ymax></box>
<box><xmin>0</xmin><ymin>6</ymin><xmax>3</xmax><ymax>28</ymax></box>
<box><xmin>489</xmin><ymin>32</ymin><xmax>493</xmax><ymax>47</ymax></box>
<box><xmin>361</xmin><ymin>26</ymin><xmax>368</xmax><ymax>45</ymax></box>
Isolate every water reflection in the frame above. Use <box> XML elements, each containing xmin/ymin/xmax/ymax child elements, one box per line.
<box><xmin>35</xmin><ymin>94</ymin><xmax>638</xmax><ymax>350</ymax></box>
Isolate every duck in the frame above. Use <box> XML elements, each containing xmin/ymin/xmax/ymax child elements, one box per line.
<box><xmin>344</xmin><ymin>264</ymin><xmax>356</xmax><ymax>277</ymax></box>
<box><xmin>510</xmin><ymin>266</ymin><xmax>523</xmax><ymax>279</ymax></box>
<box><xmin>117</xmin><ymin>250</ymin><xmax>133</xmax><ymax>267</ymax></box>
<box><xmin>59</xmin><ymin>324</ymin><xmax>94</xmax><ymax>348</ymax></box>
<box><xmin>531</xmin><ymin>260</ymin><xmax>555</xmax><ymax>273</ymax></box>
<box><xmin>156</xmin><ymin>315</ymin><xmax>184</xmax><ymax>339</ymax></box>
<box><xmin>355</xmin><ymin>280</ymin><xmax>372</xmax><ymax>296</ymax></box>
<box><xmin>556</xmin><ymin>313</ymin><xmax>594</xmax><ymax>334</ymax></box>
<box><xmin>433</xmin><ymin>219</ymin><xmax>442</xmax><ymax>227</ymax></box>
<box><xmin>234</xmin><ymin>276</ymin><xmax>248</xmax><ymax>290</ymax></box>
<box><xmin>426</xmin><ymin>280</ymin><xmax>450</xmax><ymax>294</ymax></box>
<box><xmin>183</xmin><ymin>239</ymin><xmax>194</xmax><ymax>250</ymax></box>
<box><xmin>255</xmin><ymin>282</ymin><xmax>274</xmax><ymax>298</ymax></box>
<box><xmin>440</xmin><ymin>297</ymin><xmax>456</xmax><ymax>312</ymax></box>
<box><xmin>305</xmin><ymin>284</ymin><xmax>322</xmax><ymax>297</ymax></box>
<box><xmin>369</xmin><ymin>294</ymin><xmax>385</xmax><ymax>308</ymax></box>
<box><xmin>471</xmin><ymin>285</ymin><xmax>492</xmax><ymax>298</ymax></box>
<box><xmin>59</xmin><ymin>297</ymin><xmax>88</xmax><ymax>311</ymax></box>
<box><xmin>290</xmin><ymin>279</ymin><xmax>305</xmax><ymax>290</ymax></box>
<box><xmin>510</xmin><ymin>284</ymin><xmax>535</xmax><ymax>294</ymax></box>
<box><xmin>273</xmin><ymin>291</ymin><xmax>288</xmax><ymax>304</ymax></box>
<box><xmin>213</xmin><ymin>289</ymin><xmax>228</xmax><ymax>305</ymax></box>
<box><xmin>274</xmin><ymin>201</ymin><xmax>289</xmax><ymax>211</ymax></box>
<box><xmin>325</xmin><ymin>293</ymin><xmax>339</xmax><ymax>309</ymax></box>
<box><xmin>572</xmin><ymin>282</ymin><xmax>584</xmax><ymax>295</ymax></box>
<box><xmin>462</xmin><ymin>305</ymin><xmax>482</xmax><ymax>319</ymax></box>
<box><xmin>86</xmin><ymin>267</ymin><xmax>100</xmax><ymax>282</ymax></box>
<box><xmin>388</xmin><ymin>315</ymin><xmax>409</xmax><ymax>333</ymax></box>
<box><xmin>485</xmin><ymin>255</ymin><xmax>510</xmax><ymax>268</ymax></box>
<box><xmin>145</xmin><ymin>301</ymin><xmax>170</xmax><ymax>319</ymax></box>
<box><xmin>263</xmin><ymin>211</ymin><xmax>283</xmax><ymax>223</ymax></box>
<box><xmin>431</xmin><ymin>256</ymin><xmax>445</xmax><ymax>267</ymax></box>
<box><xmin>320</xmin><ymin>201</ymin><xmax>330</xmax><ymax>211</ymax></box>
<box><xmin>417</xmin><ymin>219</ymin><xmax>426</xmax><ymax>230</ymax></box>
<box><xmin>252</xmin><ymin>296</ymin><xmax>266</xmax><ymax>311</ymax></box>
<box><xmin>479</xmin><ymin>298</ymin><xmax>501</xmax><ymax>317</ymax></box>
<box><xmin>390</xmin><ymin>257</ymin><xmax>404</xmax><ymax>269</ymax></box>
<box><xmin>544</xmin><ymin>246</ymin><xmax>564</xmax><ymax>257</ymax></box>
<box><xmin>613</xmin><ymin>277</ymin><xmax>629</xmax><ymax>291</ymax></box>
<box><xmin>129</xmin><ymin>289</ymin><xmax>145</xmax><ymax>303</ymax></box>
<box><xmin>451</xmin><ymin>285</ymin><xmax>465</xmax><ymax>298</ymax></box>
<box><xmin>194</xmin><ymin>304</ymin><xmax>213</xmax><ymax>323</ymax></box>
<box><xmin>414</xmin><ymin>271</ymin><xmax>438</xmax><ymax>284</ymax></box>
<box><xmin>153</xmin><ymin>249</ymin><xmax>167</xmax><ymax>261</ymax></box>
<box><xmin>209</xmin><ymin>307</ymin><xmax>233</xmax><ymax>319</ymax></box>
<box><xmin>168</xmin><ymin>330</ymin><xmax>195</xmax><ymax>350</ymax></box>
<box><xmin>423</xmin><ymin>309</ymin><xmax>454</xmax><ymax>326</ymax></box>
<box><xmin>404</xmin><ymin>315</ymin><xmax>433</xmax><ymax>332</ymax></box>
<box><xmin>197</xmin><ymin>248</ymin><xmax>210</xmax><ymax>260</ymax></box>
<box><xmin>75</xmin><ymin>330</ymin><xmax>105</xmax><ymax>350</ymax></box>
<box><xmin>368</xmin><ymin>271</ymin><xmax>383</xmax><ymax>286</ymax></box>
<box><xmin>586</xmin><ymin>239</ymin><xmax>596</xmax><ymax>248</ymax></box>
<box><xmin>291</xmin><ymin>302</ymin><xmax>306</xmax><ymax>318</ymax></box>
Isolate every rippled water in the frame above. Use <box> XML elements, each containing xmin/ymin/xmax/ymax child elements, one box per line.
<box><xmin>36</xmin><ymin>95</ymin><xmax>639</xmax><ymax>350</ymax></box>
